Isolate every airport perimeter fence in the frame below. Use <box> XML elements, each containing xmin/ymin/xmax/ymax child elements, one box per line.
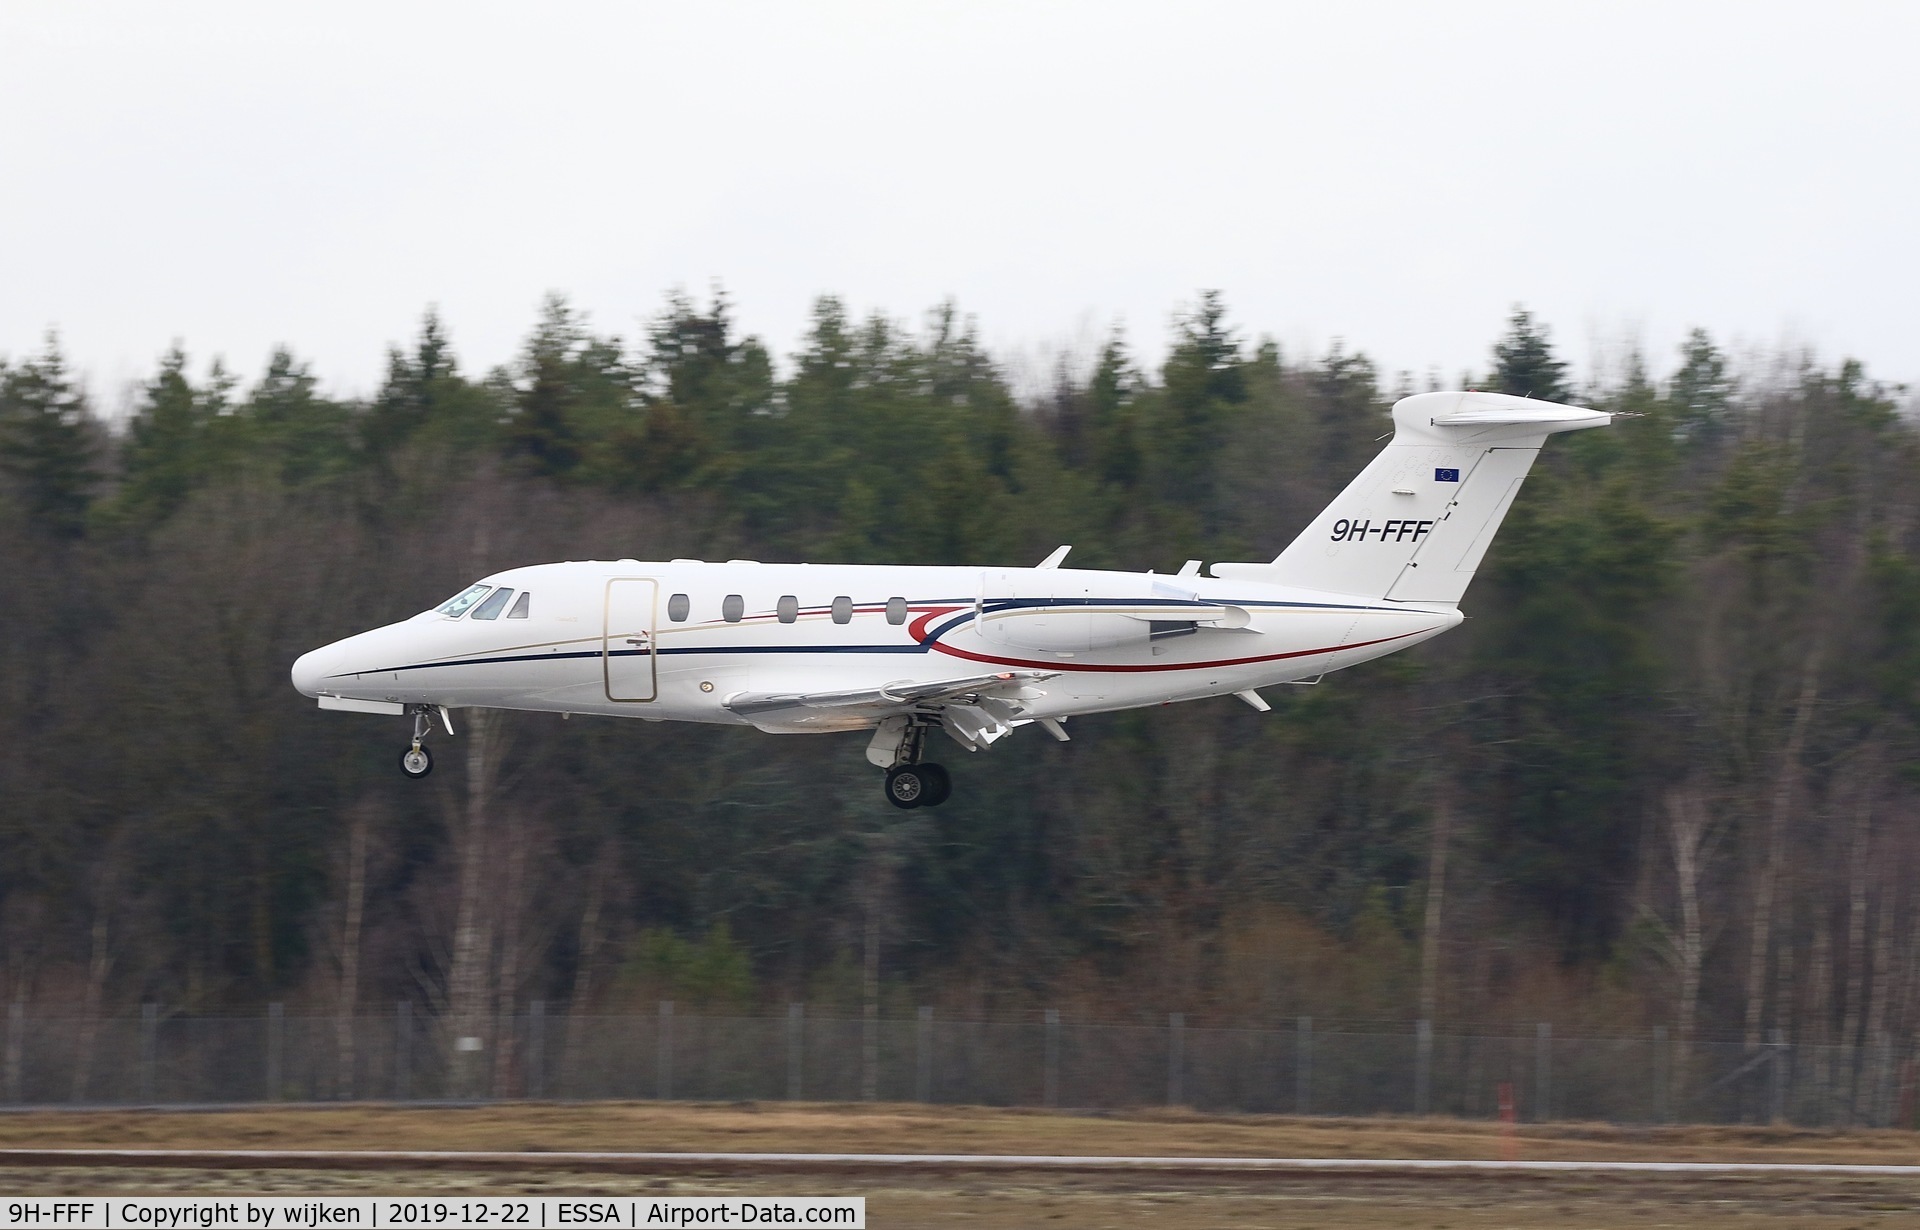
<box><xmin>4</xmin><ymin>1004</ymin><xmax>1917</xmax><ymax>1128</ymax></box>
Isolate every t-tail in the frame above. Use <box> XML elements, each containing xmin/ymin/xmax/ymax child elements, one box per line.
<box><xmin>1213</xmin><ymin>391</ymin><xmax>1611</xmax><ymax>604</ymax></box>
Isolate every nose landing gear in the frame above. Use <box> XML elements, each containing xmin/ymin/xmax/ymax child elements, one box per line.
<box><xmin>398</xmin><ymin>706</ymin><xmax>449</xmax><ymax>780</ymax></box>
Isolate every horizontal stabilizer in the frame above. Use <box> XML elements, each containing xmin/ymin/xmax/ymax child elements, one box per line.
<box><xmin>1425</xmin><ymin>403</ymin><xmax>1610</xmax><ymax>430</ymax></box>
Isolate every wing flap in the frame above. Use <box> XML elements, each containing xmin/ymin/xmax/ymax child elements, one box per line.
<box><xmin>724</xmin><ymin>670</ymin><xmax>1059</xmax><ymax>727</ymax></box>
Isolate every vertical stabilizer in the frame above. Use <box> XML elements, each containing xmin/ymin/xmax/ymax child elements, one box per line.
<box><xmin>1214</xmin><ymin>391</ymin><xmax>1609</xmax><ymax>603</ymax></box>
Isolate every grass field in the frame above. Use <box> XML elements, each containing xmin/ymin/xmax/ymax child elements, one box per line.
<box><xmin>5</xmin><ymin>1102</ymin><xmax>1920</xmax><ymax>1227</ymax></box>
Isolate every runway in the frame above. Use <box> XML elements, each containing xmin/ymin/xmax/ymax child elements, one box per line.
<box><xmin>8</xmin><ymin>1148</ymin><xmax>1920</xmax><ymax>1177</ymax></box>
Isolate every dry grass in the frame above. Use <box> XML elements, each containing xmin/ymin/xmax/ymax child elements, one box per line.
<box><xmin>1</xmin><ymin>1100</ymin><xmax>1917</xmax><ymax>1165</ymax></box>
<box><xmin>6</xmin><ymin>1163</ymin><xmax>1920</xmax><ymax>1228</ymax></box>
<box><xmin>6</xmin><ymin>1103</ymin><xmax>1920</xmax><ymax>1227</ymax></box>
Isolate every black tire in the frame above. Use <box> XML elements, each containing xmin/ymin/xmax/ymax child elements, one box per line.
<box><xmin>884</xmin><ymin>765</ymin><xmax>927</xmax><ymax>809</ymax></box>
<box><xmin>399</xmin><ymin>744</ymin><xmax>434</xmax><ymax>779</ymax></box>
<box><xmin>919</xmin><ymin>763</ymin><xmax>952</xmax><ymax>807</ymax></box>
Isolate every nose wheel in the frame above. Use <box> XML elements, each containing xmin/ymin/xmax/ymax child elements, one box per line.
<box><xmin>885</xmin><ymin>762</ymin><xmax>951</xmax><ymax>809</ymax></box>
<box><xmin>398</xmin><ymin>707</ymin><xmax>441</xmax><ymax>780</ymax></box>
<box><xmin>400</xmin><ymin>744</ymin><xmax>433</xmax><ymax>778</ymax></box>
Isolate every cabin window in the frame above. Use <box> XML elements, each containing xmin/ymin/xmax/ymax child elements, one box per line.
<box><xmin>722</xmin><ymin>594</ymin><xmax>745</xmax><ymax>623</ymax></box>
<box><xmin>777</xmin><ymin>595</ymin><xmax>799</xmax><ymax>623</ymax></box>
<box><xmin>831</xmin><ymin>596</ymin><xmax>853</xmax><ymax>624</ymax></box>
<box><xmin>470</xmin><ymin>588</ymin><xmax>514</xmax><ymax>620</ymax></box>
<box><xmin>668</xmin><ymin>593</ymin><xmax>690</xmax><ymax>622</ymax></box>
<box><xmin>506</xmin><ymin>591</ymin><xmax>531</xmax><ymax>619</ymax></box>
<box><xmin>434</xmin><ymin>583</ymin><xmax>491</xmax><ymax>618</ymax></box>
<box><xmin>885</xmin><ymin>597</ymin><xmax>908</xmax><ymax>625</ymax></box>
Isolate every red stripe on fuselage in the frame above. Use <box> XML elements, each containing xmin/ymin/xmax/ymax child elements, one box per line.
<box><xmin>907</xmin><ymin>606</ymin><xmax>968</xmax><ymax>642</ymax></box>
<box><xmin>927</xmin><ymin>628</ymin><xmax>1432</xmax><ymax>673</ymax></box>
<box><xmin>908</xmin><ymin>602</ymin><xmax>1430</xmax><ymax>673</ymax></box>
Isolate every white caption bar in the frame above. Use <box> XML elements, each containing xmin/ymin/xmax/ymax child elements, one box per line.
<box><xmin>0</xmin><ymin>1201</ymin><xmax>863</xmax><ymax>1230</ymax></box>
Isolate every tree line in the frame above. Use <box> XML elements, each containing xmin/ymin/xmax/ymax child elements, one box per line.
<box><xmin>1</xmin><ymin>292</ymin><xmax>1915</xmax><ymax>1072</ymax></box>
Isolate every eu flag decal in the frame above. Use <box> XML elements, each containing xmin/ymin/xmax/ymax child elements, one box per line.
<box><xmin>1435</xmin><ymin>468</ymin><xmax>1460</xmax><ymax>482</ymax></box>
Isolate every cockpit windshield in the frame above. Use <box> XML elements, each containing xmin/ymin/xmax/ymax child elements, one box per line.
<box><xmin>470</xmin><ymin>588</ymin><xmax>514</xmax><ymax>620</ymax></box>
<box><xmin>434</xmin><ymin>583</ymin><xmax>492</xmax><ymax>618</ymax></box>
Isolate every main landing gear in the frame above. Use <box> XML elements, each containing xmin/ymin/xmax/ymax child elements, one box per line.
<box><xmin>399</xmin><ymin>705</ymin><xmax>449</xmax><ymax>780</ymax></box>
<box><xmin>881</xmin><ymin>717</ymin><xmax>951</xmax><ymax>810</ymax></box>
<box><xmin>885</xmin><ymin>762</ymin><xmax>951</xmax><ymax>809</ymax></box>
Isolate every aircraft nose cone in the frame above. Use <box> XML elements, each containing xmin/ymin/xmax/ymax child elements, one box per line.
<box><xmin>291</xmin><ymin>648</ymin><xmax>329</xmax><ymax>697</ymax></box>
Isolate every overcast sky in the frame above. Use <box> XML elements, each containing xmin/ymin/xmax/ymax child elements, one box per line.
<box><xmin>2</xmin><ymin>1</ymin><xmax>1914</xmax><ymax>405</ymax></box>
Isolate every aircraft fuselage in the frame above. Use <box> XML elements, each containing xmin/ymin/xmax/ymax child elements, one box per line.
<box><xmin>291</xmin><ymin>560</ymin><xmax>1461</xmax><ymax>729</ymax></box>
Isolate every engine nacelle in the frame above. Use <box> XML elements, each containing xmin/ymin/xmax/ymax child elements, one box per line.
<box><xmin>975</xmin><ymin>569</ymin><xmax>1248</xmax><ymax>655</ymax></box>
<box><xmin>980</xmin><ymin>606</ymin><xmax>1153</xmax><ymax>653</ymax></box>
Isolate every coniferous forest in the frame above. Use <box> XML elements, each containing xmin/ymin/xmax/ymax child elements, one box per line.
<box><xmin>3</xmin><ymin>291</ymin><xmax>1916</xmax><ymax>1063</ymax></box>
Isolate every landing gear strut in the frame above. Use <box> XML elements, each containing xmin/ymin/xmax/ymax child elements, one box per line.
<box><xmin>882</xmin><ymin>718</ymin><xmax>951</xmax><ymax>809</ymax></box>
<box><xmin>399</xmin><ymin>707</ymin><xmax>436</xmax><ymax>780</ymax></box>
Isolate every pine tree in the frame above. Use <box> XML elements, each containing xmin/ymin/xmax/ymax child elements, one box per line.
<box><xmin>1490</xmin><ymin>306</ymin><xmax>1570</xmax><ymax>402</ymax></box>
<box><xmin>505</xmin><ymin>295</ymin><xmax>590</xmax><ymax>477</ymax></box>
<box><xmin>611</xmin><ymin>290</ymin><xmax>772</xmax><ymax>492</ymax></box>
<box><xmin>1154</xmin><ymin>290</ymin><xmax>1247</xmax><ymax>522</ymax></box>
<box><xmin>1669</xmin><ymin>327</ymin><xmax>1733</xmax><ymax>444</ymax></box>
<box><xmin>0</xmin><ymin>333</ymin><xmax>96</xmax><ymax>538</ymax></box>
<box><xmin>113</xmin><ymin>345</ymin><xmax>225</xmax><ymax>526</ymax></box>
<box><xmin>246</xmin><ymin>347</ymin><xmax>355</xmax><ymax>485</ymax></box>
<box><xmin>363</xmin><ymin>309</ymin><xmax>497</xmax><ymax>457</ymax></box>
<box><xmin>646</xmin><ymin>289</ymin><xmax>740</xmax><ymax>413</ymax></box>
<box><xmin>1087</xmin><ymin>332</ymin><xmax>1142</xmax><ymax>490</ymax></box>
<box><xmin>1311</xmin><ymin>340</ymin><xmax>1385</xmax><ymax>476</ymax></box>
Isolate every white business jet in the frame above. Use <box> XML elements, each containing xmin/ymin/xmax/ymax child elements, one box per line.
<box><xmin>292</xmin><ymin>391</ymin><xmax>1609</xmax><ymax>808</ymax></box>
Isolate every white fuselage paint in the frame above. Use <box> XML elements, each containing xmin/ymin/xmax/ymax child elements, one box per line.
<box><xmin>289</xmin><ymin>561</ymin><xmax>1463</xmax><ymax>729</ymax></box>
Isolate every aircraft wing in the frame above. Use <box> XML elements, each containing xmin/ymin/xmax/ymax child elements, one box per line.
<box><xmin>724</xmin><ymin>669</ymin><xmax>1067</xmax><ymax>751</ymax></box>
<box><xmin>724</xmin><ymin>670</ymin><xmax>1057</xmax><ymax>720</ymax></box>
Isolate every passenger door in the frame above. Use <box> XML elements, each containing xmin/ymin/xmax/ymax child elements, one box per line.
<box><xmin>603</xmin><ymin>577</ymin><xmax>658</xmax><ymax>702</ymax></box>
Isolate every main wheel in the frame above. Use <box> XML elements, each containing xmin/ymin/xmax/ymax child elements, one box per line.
<box><xmin>884</xmin><ymin>765</ymin><xmax>928</xmax><ymax>809</ymax></box>
<box><xmin>399</xmin><ymin>744</ymin><xmax>434</xmax><ymax>779</ymax></box>
<box><xmin>919</xmin><ymin>763</ymin><xmax>952</xmax><ymax>807</ymax></box>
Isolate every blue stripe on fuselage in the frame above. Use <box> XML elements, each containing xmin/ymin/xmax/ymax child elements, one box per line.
<box><xmin>327</xmin><ymin>592</ymin><xmax>1400</xmax><ymax>679</ymax></box>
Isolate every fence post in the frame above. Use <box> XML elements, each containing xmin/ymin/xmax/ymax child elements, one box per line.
<box><xmin>1296</xmin><ymin>1016</ymin><xmax>1312</xmax><ymax>1115</ymax></box>
<box><xmin>657</xmin><ymin>1001</ymin><xmax>674</xmax><ymax>1101</ymax></box>
<box><xmin>1166</xmin><ymin>1013</ymin><xmax>1185</xmax><ymax>1107</ymax></box>
<box><xmin>1415</xmin><ymin>1019</ymin><xmax>1432</xmax><ymax>1115</ymax></box>
<box><xmin>1043</xmin><ymin>1009</ymin><xmax>1060</xmax><ymax>1109</ymax></box>
<box><xmin>1652</xmin><ymin>1026</ymin><xmax>1668</xmax><ymax>1123</ymax></box>
<box><xmin>4</xmin><ymin>1001</ymin><xmax>21</xmax><ymax>1103</ymax></box>
<box><xmin>395</xmin><ymin>1002</ymin><xmax>411</xmax><ymax>1101</ymax></box>
<box><xmin>528</xmin><ymin>1001</ymin><xmax>545</xmax><ymax>1099</ymax></box>
<box><xmin>140</xmin><ymin>1003</ymin><xmax>157</xmax><ymax>1103</ymax></box>
<box><xmin>861</xmin><ymin>997</ymin><xmax>878</xmax><ymax>1103</ymax></box>
<box><xmin>915</xmin><ymin>1006</ymin><xmax>933</xmax><ymax>1104</ymax></box>
<box><xmin>786</xmin><ymin>1003</ymin><xmax>803</xmax><ymax>1101</ymax></box>
<box><xmin>1534</xmin><ymin>1023</ymin><xmax>1551</xmax><ymax>1123</ymax></box>
<box><xmin>266</xmin><ymin>1003</ymin><xmax>284</xmax><ymax>1102</ymax></box>
<box><xmin>1769</xmin><ymin>1027</ymin><xmax>1787</xmax><ymax>1125</ymax></box>
<box><xmin>1874</xmin><ymin>1031</ymin><xmax>1894</xmax><ymax>1127</ymax></box>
